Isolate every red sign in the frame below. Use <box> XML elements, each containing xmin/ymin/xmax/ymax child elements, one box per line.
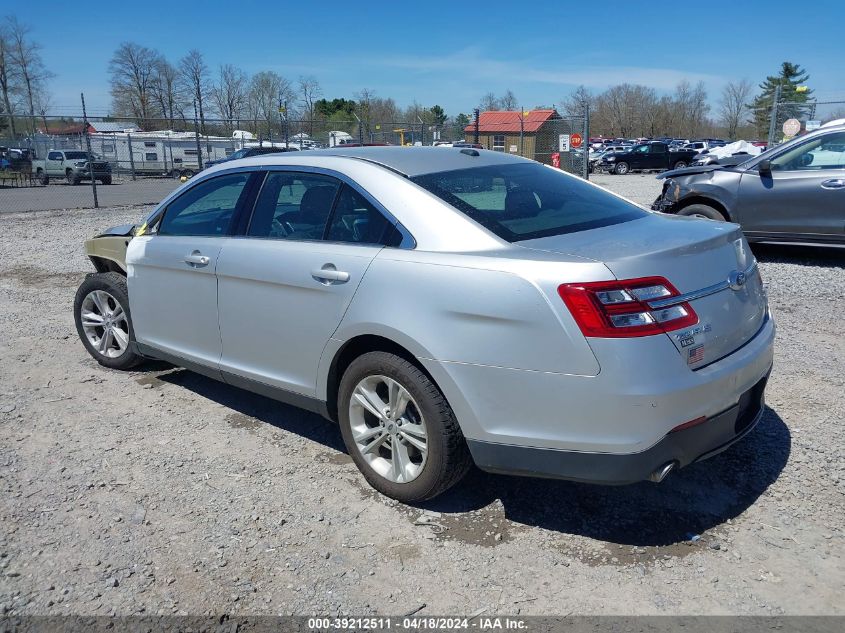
<box><xmin>570</xmin><ymin>133</ymin><xmax>583</xmax><ymax>148</ymax></box>
<box><xmin>551</xmin><ymin>152</ymin><xmax>560</xmax><ymax>169</ymax></box>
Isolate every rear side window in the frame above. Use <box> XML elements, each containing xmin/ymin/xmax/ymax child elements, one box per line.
<box><xmin>326</xmin><ymin>184</ymin><xmax>397</xmax><ymax>245</ymax></box>
<box><xmin>159</xmin><ymin>173</ymin><xmax>250</xmax><ymax>237</ymax></box>
<box><xmin>247</xmin><ymin>172</ymin><xmax>340</xmax><ymax>240</ymax></box>
<box><xmin>412</xmin><ymin>163</ymin><xmax>645</xmax><ymax>242</ymax></box>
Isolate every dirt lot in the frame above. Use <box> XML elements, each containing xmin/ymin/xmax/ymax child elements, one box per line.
<box><xmin>0</xmin><ymin>175</ymin><xmax>843</xmax><ymax>617</ymax></box>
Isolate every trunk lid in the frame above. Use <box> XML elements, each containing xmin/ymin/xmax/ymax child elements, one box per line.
<box><xmin>519</xmin><ymin>214</ymin><xmax>767</xmax><ymax>369</ymax></box>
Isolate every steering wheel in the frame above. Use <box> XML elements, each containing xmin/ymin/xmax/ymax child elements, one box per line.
<box><xmin>271</xmin><ymin>218</ymin><xmax>294</xmax><ymax>237</ymax></box>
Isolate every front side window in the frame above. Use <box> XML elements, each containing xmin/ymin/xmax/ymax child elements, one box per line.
<box><xmin>159</xmin><ymin>172</ymin><xmax>250</xmax><ymax>237</ymax></box>
<box><xmin>770</xmin><ymin>132</ymin><xmax>845</xmax><ymax>171</ymax></box>
<box><xmin>247</xmin><ymin>172</ymin><xmax>340</xmax><ymax>240</ymax></box>
<box><xmin>412</xmin><ymin>163</ymin><xmax>645</xmax><ymax>242</ymax></box>
<box><xmin>492</xmin><ymin>135</ymin><xmax>505</xmax><ymax>152</ymax></box>
<box><xmin>326</xmin><ymin>185</ymin><xmax>397</xmax><ymax>245</ymax></box>
<box><xmin>634</xmin><ymin>145</ymin><xmax>650</xmax><ymax>154</ymax></box>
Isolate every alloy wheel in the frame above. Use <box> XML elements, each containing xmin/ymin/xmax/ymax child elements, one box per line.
<box><xmin>348</xmin><ymin>375</ymin><xmax>428</xmax><ymax>484</ymax></box>
<box><xmin>80</xmin><ymin>290</ymin><xmax>130</xmax><ymax>358</ymax></box>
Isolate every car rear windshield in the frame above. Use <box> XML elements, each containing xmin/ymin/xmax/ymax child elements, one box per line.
<box><xmin>64</xmin><ymin>151</ymin><xmax>89</xmax><ymax>160</ymax></box>
<box><xmin>411</xmin><ymin>163</ymin><xmax>646</xmax><ymax>242</ymax></box>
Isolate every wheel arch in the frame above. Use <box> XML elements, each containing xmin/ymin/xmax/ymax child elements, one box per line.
<box><xmin>323</xmin><ymin>334</ymin><xmax>440</xmax><ymax>423</ymax></box>
<box><xmin>89</xmin><ymin>256</ymin><xmax>126</xmax><ymax>275</ymax></box>
<box><xmin>675</xmin><ymin>196</ymin><xmax>732</xmax><ymax>221</ymax></box>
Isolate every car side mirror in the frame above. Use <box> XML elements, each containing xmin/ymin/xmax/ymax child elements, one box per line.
<box><xmin>757</xmin><ymin>159</ymin><xmax>771</xmax><ymax>175</ymax></box>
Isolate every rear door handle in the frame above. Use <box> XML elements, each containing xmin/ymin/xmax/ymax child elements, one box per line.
<box><xmin>312</xmin><ymin>265</ymin><xmax>350</xmax><ymax>284</ymax></box>
<box><xmin>184</xmin><ymin>251</ymin><xmax>210</xmax><ymax>267</ymax></box>
<box><xmin>821</xmin><ymin>178</ymin><xmax>845</xmax><ymax>189</ymax></box>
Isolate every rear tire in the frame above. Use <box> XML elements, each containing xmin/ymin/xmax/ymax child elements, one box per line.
<box><xmin>677</xmin><ymin>204</ymin><xmax>725</xmax><ymax>221</ymax></box>
<box><xmin>74</xmin><ymin>272</ymin><xmax>143</xmax><ymax>370</ymax></box>
<box><xmin>338</xmin><ymin>351</ymin><xmax>471</xmax><ymax>503</ymax></box>
<box><xmin>614</xmin><ymin>161</ymin><xmax>630</xmax><ymax>175</ymax></box>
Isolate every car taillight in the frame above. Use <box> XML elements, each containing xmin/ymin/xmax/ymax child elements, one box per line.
<box><xmin>558</xmin><ymin>276</ymin><xmax>697</xmax><ymax>338</ymax></box>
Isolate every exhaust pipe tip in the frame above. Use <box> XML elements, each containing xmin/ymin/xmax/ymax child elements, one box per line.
<box><xmin>649</xmin><ymin>461</ymin><xmax>676</xmax><ymax>483</ymax></box>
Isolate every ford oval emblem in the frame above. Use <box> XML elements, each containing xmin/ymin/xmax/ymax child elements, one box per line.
<box><xmin>729</xmin><ymin>270</ymin><xmax>747</xmax><ymax>291</ymax></box>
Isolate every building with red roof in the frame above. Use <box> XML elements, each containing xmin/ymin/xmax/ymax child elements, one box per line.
<box><xmin>463</xmin><ymin>109</ymin><xmax>561</xmax><ymax>160</ymax></box>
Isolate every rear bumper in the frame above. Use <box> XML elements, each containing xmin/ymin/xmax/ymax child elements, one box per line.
<box><xmin>468</xmin><ymin>371</ymin><xmax>769</xmax><ymax>484</ymax></box>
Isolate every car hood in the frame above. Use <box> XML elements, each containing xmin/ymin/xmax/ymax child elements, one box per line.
<box><xmin>657</xmin><ymin>164</ymin><xmax>728</xmax><ymax>179</ymax></box>
<box><xmin>94</xmin><ymin>223</ymin><xmax>136</xmax><ymax>238</ymax></box>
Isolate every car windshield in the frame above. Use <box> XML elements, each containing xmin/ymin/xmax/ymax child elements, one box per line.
<box><xmin>411</xmin><ymin>163</ymin><xmax>646</xmax><ymax>242</ymax></box>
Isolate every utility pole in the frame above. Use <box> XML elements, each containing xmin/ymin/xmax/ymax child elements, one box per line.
<box><xmin>284</xmin><ymin>100</ymin><xmax>289</xmax><ymax>149</ymax></box>
<box><xmin>519</xmin><ymin>108</ymin><xmax>524</xmax><ymax>156</ymax></box>
<box><xmin>80</xmin><ymin>93</ymin><xmax>98</xmax><ymax>208</ymax></box>
<box><xmin>353</xmin><ymin>113</ymin><xmax>363</xmax><ymax>145</ymax></box>
<box><xmin>473</xmin><ymin>108</ymin><xmax>480</xmax><ymax>144</ymax></box>
<box><xmin>193</xmin><ymin>100</ymin><xmax>203</xmax><ymax>171</ymax></box>
<box><xmin>767</xmin><ymin>84</ymin><xmax>781</xmax><ymax>148</ymax></box>
<box><xmin>278</xmin><ymin>95</ymin><xmax>285</xmax><ymax>148</ymax></box>
<box><xmin>582</xmin><ymin>104</ymin><xmax>590</xmax><ymax>180</ymax></box>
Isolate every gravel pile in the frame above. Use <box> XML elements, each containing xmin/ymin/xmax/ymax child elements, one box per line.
<box><xmin>0</xmin><ymin>180</ymin><xmax>842</xmax><ymax>616</ymax></box>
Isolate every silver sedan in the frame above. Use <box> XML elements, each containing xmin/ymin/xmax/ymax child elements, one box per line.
<box><xmin>74</xmin><ymin>147</ymin><xmax>774</xmax><ymax>502</ymax></box>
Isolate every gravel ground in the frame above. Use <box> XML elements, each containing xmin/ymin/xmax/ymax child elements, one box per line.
<box><xmin>0</xmin><ymin>175</ymin><xmax>843</xmax><ymax>617</ymax></box>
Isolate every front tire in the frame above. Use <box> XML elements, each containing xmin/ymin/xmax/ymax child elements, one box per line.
<box><xmin>677</xmin><ymin>203</ymin><xmax>725</xmax><ymax>221</ymax></box>
<box><xmin>100</xmin><ymin>175</ymin><xmax>112</xmax><ymax>185</ymax></box>
<box><xmin>614</xmin><ymin>161</ymin><xmax>630</xmax><ymax>175</ymax></box>
<box><xmin>66</xmin><ymin>170</ymin><xmax>81</xmax><ymax>185</ymax></box>
<box><xmin>672</xmin><ymin>160</ymin><xmax>688</xmax><ymax>169</ymax></box>
<box><xmin>74</xmin><ymin>272</ymin><xmax>143</xmax><ymax>370</ymax></box>
<box><xmin>37</xmin><ymin>169</ymin><xmax>48</xmax><ymax>185</ymax></box>
<box><xmin>338</xmin><ymin>352</ymin><xmax>471</xmax><ymax>502</ymax></box>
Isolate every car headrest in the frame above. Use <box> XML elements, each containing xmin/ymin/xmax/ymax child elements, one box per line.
<box><xmin>504</xmin><ymin>189</ymin><xmax>541</xmax><ymax>220</ymax></box>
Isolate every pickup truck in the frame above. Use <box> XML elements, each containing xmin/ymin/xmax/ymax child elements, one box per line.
<box><xmin>597</xmin><ymin>141</ymin><xmax>698</xmax><ymax>175</ymax></box>
<box><xmin>32</xmin><ymin>150</ymin><xmax>112</xmax><ymax>185</ymax></box>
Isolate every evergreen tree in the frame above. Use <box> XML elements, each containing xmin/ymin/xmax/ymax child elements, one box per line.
<box><xmin>749</xmin><ymin>62</ymin><xmax>813</xmax><ymax>137</ymax></box>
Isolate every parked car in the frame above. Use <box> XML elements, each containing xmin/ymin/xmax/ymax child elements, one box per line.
<box><xmin>598</xmin><ymin>141</ymin><xmax>698</xmax><ymax>174</ymax></box>
<box><xmin>204</xmin><ymin>145</ymin><xmax>297</xmax><ymax>169</ymax></box>
<box><xmin>691</xmin><ymin>152</ymin><xmax>753</xmax><ymax>167</ymax></box>
<box><xmin>74</xmin><ymin>147</ymin><xmax>774</xmax><ymax>502</ymax></box>
<box><xmin>652</xmin><ymin>124</ymin><xmax>845</xmax><ymax>247</ymax></box>
<box><xmin>32</xmin><ymin>149</ymin><xmax>112</xmax><ymax>185</ymax></box>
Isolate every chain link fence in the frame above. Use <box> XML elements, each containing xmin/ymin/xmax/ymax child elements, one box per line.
<box><xmin>0</xmin><ymin>103</ymin><xmax>596</xmax><ymax>213</ymax></box>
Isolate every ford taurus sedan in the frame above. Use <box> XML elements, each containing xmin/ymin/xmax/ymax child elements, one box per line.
<box><xmin>74</xmin><ymin>147</ymin><xmax>774</xmax><ymax>502</ymax></box>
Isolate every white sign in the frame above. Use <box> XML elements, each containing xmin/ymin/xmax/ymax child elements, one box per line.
<box><xmin>559</xmin><ymin>134</ymin><xmax>570</xmax><ymax>152</ymax></box>
<box><xmin>509</xmin><ymin>145</ymin><xmax>518</xmax><ymax>153</ymax></box>
<box><xmin>782</xmin><ymin>118</ymin><xmax>801</xmax><ymax>136</ymax></box>
<box><xmin>806</xmin><ymin>120</ymin><xmax>822</xmax><ymax>131</ymax></box>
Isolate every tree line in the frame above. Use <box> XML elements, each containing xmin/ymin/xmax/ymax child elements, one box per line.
<box><xmin>557</xmin><ymin>62</ymin><xmax>820</xmax><ymax>141</ymax></box>
<box><xmin>108</xmin><ymin>42</ymin><xmax>453</xmax><ymax>140</ymax></box>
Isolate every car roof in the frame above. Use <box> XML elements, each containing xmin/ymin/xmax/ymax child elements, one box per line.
<box><xmin>296</xmin><ymin>146</ymin><xmax>531</xmax><ymax>176</ymax></box>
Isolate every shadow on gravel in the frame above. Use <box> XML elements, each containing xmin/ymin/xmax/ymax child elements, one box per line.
<box><xmin>152</xmin><ymin>368</ymin><xmax>346</xmax><ymax>452</ymax></box>
<box><xmin>751</xmin><ymin>243</ymin><xmax>844</xmax><ymax>268</ymax></box>
<box><xmin>421</xmin><ymin>407</ymin><xmax>791</xmax><ymax>547</ymax></box>
<box><xmin>143</xmin><ymin>366</ymin><xmax>791</xmax><ymax>548</ymax></box>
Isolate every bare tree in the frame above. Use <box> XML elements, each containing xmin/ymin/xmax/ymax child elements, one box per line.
<box><xmin>560</xmin><ymin>85</ymin><xmax>592</xmax><ymax>117</ymax></box>
<box><xmin>178</xmin><ymin>50</ymin><xmax>210</xmax><ymax>131</ymax></box>
<box><xmin>5</xmin><ymin>16</ymin><xmax>52</xmax><ymax>134</ymax></box>
<box><xmin>479</xmin><ymin>92</ymin><xmax>499</xmax><ymax>111</ymax></box>
<box><xmin>212</xmin><ymin>64</ymin><xmax>248</xmax><ymax>131</ymax></box>
<box><xmin>298</xmin><ymin>75</ymin><xmax>321</xmax><ymax>135</ymax></box>
<box><xmin>109</xmin><ymin>42</ymin><xmax>159</xmax><ymax>124</ymax></box>
<box><xmin>246</xmin><ymin>71</ymin><xmax>293</xmax><ymax>137</ymax></box>
<box><xmin>150</xmin><ymin>56</ymin><xmax>182</xmax><ymax>128</ymax></box>
<box><xmin>0</xmin><ymin>25</ymin><xmax>16</xmax><ymax>137</ymax></box>
<box><xmin>499</xmin><ymin>89</ymin><xmax>518</xmax><ymax>111</ymax></box>
<box><xmin>719</xmin><ymin>79</ymin><xmax>753</xmax><ymax>140</ymax></box>
<box><xmin>354</xmin><ymin>88</ymin><xmax>377</xmax><ymax>136</ymax></box>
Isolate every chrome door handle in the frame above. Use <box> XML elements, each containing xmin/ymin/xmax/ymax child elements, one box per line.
<box><xmin>821</xmin><ymin>178</ymin><xmax>845</xmax><ymax>189</ymax></box>
<box><xmin>184</xmin><ymin>251</ymin><xmax>210</xmax><ymax>267</ymax></box>
<box><xmin>311</xmin><ymin>265</ymin><xmax>350</xmax><ymax>284</ymax></box>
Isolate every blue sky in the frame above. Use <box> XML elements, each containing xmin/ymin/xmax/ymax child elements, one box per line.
<box><xmin>10</xmin><ymin>1</ymin><xmax>845</xmax><ymax>118</ymax></box>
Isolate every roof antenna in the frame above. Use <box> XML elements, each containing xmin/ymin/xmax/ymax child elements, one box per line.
<box><xmin>460</xmin><ymin>148</ymin><xmax>479</xmax><ymax>157</ymax></box>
